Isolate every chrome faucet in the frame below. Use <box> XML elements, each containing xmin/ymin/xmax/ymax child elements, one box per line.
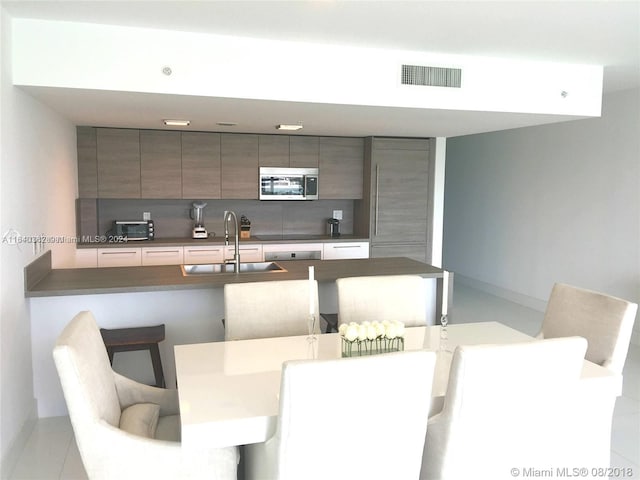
<box><xmin>223</xmin><ymin>210</ymin><xmax>240</xmax><ymax>272</ymax></box>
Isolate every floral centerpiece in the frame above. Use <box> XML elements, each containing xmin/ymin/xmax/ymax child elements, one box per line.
<box><xmin>339</xmin><ymin>320</ymin><xmax>405</xmax><ymax>357</ymax></box>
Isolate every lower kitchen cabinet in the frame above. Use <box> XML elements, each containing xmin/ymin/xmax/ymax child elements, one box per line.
<box><xmin>323</xmin><ymin>242</ymin><xmax>370</xmax><ymax>260</ymax></box>
<box><xmin>183</xmin><ymin>245</ymin><xmax>225</xmax><ymax>264</ymax></box>
<box><xmin>97</xmin><ymin>248</ymin><xmax>142</xmax><ymax>267</ymax></box>
<box><xmin>75</xmin><ymin>248</ymin><xmax>98</xmax><ymax>268</ymax></box>
<box><xmin>225</xmin><ymin>244</ymin><xmax>263</xmax><ymax>263</ymax></box>
<box><xmin>83</xmin><ymin>240</ymin><xmax>371</xmax><ymax>268</ymax></box>
<box><xmin>141</xmin><ymin>246</ymin><xmax>184</xmax><ymax>266</ymax></box>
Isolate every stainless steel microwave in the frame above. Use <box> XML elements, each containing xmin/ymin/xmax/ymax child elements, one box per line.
<box><xmin>259</xmin><ymin>167</ymin><xmax>319</xmax><ymax>201</ymax></box>
<box><xmin>111</xmin><ymin>220</ymin><xmax>155</xmax><ymax>240</ymax></box>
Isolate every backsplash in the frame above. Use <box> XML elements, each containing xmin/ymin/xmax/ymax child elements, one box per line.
<box><xmin>78</xmin><ymin>199</ymin><xmax>355</xmax><ymax>239</ymax></box>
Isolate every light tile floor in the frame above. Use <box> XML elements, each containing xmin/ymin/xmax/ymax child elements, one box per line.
<box><xmin>8</xmin><ymin>284</ymin><xmax>640</xmax><ymax>479</ymax></box>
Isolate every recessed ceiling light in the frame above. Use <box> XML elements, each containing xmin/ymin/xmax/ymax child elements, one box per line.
<box><xmin>276</xmin><ymin>124</ymin><xmax>303</xmax><ymax>131</ymax></box>
<box><xmin>163</xmin><ymin>119</ymin><xmax>190</xmax><ymax>126</ymax></box>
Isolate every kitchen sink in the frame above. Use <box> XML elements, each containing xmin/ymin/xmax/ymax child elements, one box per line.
<box><xmin>180</xmin><ymin>261</ymin><xmax>287</xmax><ymax>276</ymax></box>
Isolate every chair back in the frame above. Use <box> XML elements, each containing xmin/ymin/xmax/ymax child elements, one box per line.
<box><xmin>274</xmin><ymin>351</ymin><xmax>436</xmax><ymax>480</ymax></box>
<box><xmin>337</xmin><ymin>275</ymin><xmax>428</xmax><ymax>326</ymax></box>
<box><xmin>421</xmin><ymin>337</ymin><xmax>596</xmax><ymax>480</ymax></box>
<box><xmin>53</xmin><ymin>311</ymin><xmax>121</xmax><ymax>428</ymax></box>
<box><xmin>540</xmin><ymin>283</ymin><xmax>638</xmax><ymax>374</ymax></box>
<box><xmin>224</xmin><ymin>279</ymin><xmax>320</xmax><ymax>340</ymax></box>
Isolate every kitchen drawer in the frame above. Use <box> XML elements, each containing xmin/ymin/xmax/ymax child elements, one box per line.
<box><xmin>97</xmin><ymin>248</ymin><xmax>142</xmax><ymax>267</ymax></box>
<box><xmin>141</xmin><ymin>246</ymin><xmax>184</xmax><ymax>266</ymax></box>
<box><xmin>323</xmin><ymin>242</ymin><xmax>370</xmax><ymax>260</ymax></box>
<box><xmin>183</xmin><ymin>245</ymin><xmax>225</xmax><ymax>264</ymax></box>
<box><xmin>225</xmin><ymin>244</ymin><xmax>263</xmax><ymax>263</ymax></box>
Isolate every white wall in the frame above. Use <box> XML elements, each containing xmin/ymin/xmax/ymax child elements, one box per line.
<box><xmin>444</xmin><ymin>88</ymin><xmax>640</xmax><ymax>340</ymax></box>
<box><xmin>0</xmin><ymin>7</ymin><xmax>78</xmax><ymax>472</ymax></box>
<box><xmin>12</xmin><ymin>18</ymin><xmax>602</xmax><ymax>117</ymax></box>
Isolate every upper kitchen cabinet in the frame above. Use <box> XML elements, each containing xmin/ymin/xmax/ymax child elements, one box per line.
<box><xmin>258</xmin><ymin>135</ymin><xmax>289</xmax><ymax>167</ymax></box>
<box><xmin>221</xmin><ymin>133</ymin><xmax>259</xmax><ymax>199</ymax></box>
<box><xmin>258</xmin><ymin>135</ymin><xmax>319</xmax><ymax>168</ymax></box>
<box><xmin>77</xmin><ymin>127</ymin><xmax>98</xmax><ymax>198</ymax></box>
<box><xmin>140</xmin><ymin>130</ymin><xmax>182</xmax><ymax>198</ymax></box>
<box><xmin>181</xmin><ymin>132</ymin><xmax>221</xmax><ymax>199</ymax></box>
<box><xmin>289</xmin><ymin>136</ymin><xmax>319</xmax><ymax>168</ymax></box>
<box><xmin>319</xmin><ymin>137</ymin><xmax>364</xmax><ymax>199</ymax></box>
<box><xmin>357</xmin><ymin>137</ymin><xmax>434</xmax><ymax>263</ymax></box>
<box><xmin>97</xmin><ymin>128</ymin><xmax>141</xmax><ymax>198</ymax></box>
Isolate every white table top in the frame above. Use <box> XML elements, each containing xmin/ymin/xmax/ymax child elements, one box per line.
<box><xmin>174</xmin><ymin>321</ymin><xmax>621</xmax><ymax>449</ymax></box>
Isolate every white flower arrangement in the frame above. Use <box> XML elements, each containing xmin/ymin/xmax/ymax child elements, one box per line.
<box><xmin>339</xmin><ymin>320</ymin><xmax>405</xmax><ymax>357</ymax></box>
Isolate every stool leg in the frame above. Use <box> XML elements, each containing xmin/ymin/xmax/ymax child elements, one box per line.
<box><xmin>149</xmin><ymin>344</ymin><xmax>165</xmax><ymax>388</ymax></box>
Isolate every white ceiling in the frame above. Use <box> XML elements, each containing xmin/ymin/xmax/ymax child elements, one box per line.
<box><xmin>4</xmin><ymin>0</ymin><xmax>640</xmax><ymax>137</ymax></box>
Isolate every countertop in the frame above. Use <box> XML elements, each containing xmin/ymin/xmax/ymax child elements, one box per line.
<box><xmin>25</xmin><ymin>256</ymin><xmax>444</xmax><ymax>297</ymax></box>
<box><xmin>77</xmin><ymin>235</ymin><xmax>368</xmax><ymax>248</ymax></box>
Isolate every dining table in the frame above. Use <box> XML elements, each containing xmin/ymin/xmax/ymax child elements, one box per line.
<box><xmin>174</xmin><ymin>321</ymin><xmax>622</xmax><ymax>450</ymax></box>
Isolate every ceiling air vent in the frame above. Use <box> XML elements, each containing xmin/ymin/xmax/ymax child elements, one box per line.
<box><xmin>401</xmin><ymin>64</ymin><xmax>462</xmax><ymax>88</ymax></box>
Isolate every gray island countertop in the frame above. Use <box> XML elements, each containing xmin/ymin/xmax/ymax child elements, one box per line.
<box><xmin>25</xmin><ymin>254</ymin><xmax>446</xmax><ymax>298</ymax></box>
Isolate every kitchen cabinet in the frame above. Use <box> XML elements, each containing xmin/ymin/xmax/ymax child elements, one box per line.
<box><xmin>77</xmin><ymin>127</ymin><xmax>98</xmax><ymax>198</ymax></box>
<box><xmin>74</xmin><ymin>248</ymin><xmax>98</xmax><ymax>268</ymax></box>
<box><xmin>141</xmin><ymin>246</ymin><xmax>184</xmax><ymax>266</ymax></box>
<box><xmin>258</xmin><ymin>135</ymin><xmax>319</xmax><ymax>168</ymax></box>
<box><xmin>182</xmin><ymin>132</ymin><xmax>222</xmax><ymax>199</ymax></box>
<box><xmin>97</xmin><ymin>248</ymin><xmax>142</xmax><ymax>267</ymax></box>
<box><xmin>357</xmin><ymin>137</ymin><xmax>434</xmax><ymax>263</ymax></box>
<box><xmin>224</xmin><ymin>244</ymin><xmax>263</xmax><ymax>263</ymax></box>
<box><xmin>290</xmin><ymin>136</ymin><xmax>319</xmax><ymax>168</ymax></box>
<box><xmin>221</xmin><ymin>134</ymin><xmax>259</xmax><ymax>199</ymax></box>
<box><xmin>323</xmin><ymin>242</ymin><xmax>370</xmax><ymax>260</ymax></box>
<box><xmin>259</xmin><ymin>135</ymin><xmax>289</xmax><ymax>167</ymax></box>
<box><xmin>183</xmin><ymin>245</ymin><xmax>225</xmax><ymax>264</ymax></box>
<box><xmin>140</xmin><ymin>130</ymin><xmax>182</xmax><ymax>198</ymax></box>
<box><xmin>79</xmin><ymin>129</ymin><xmax>362</xmax><ymax>201</ymax></box>
<box><xmin>97</xmin><ymin>128</ymin><xmax>141</xmax><ymax>198</ymax></box>
<box><xmin>319</xmin><ymin>137</ymin><xmax>364</xmax><ymax>199</ymax></box>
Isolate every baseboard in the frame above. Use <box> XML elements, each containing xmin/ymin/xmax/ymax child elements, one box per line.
<box><xmin>455</xmin><ymin>275</ymin><xmax>640</xmax><ymax>347</ymax></box>
<box><xmin>0</xmin><ymin>399</ymin><xmax>38</xmax><ymax>478</ymax></box>
<box><xmin>454</xmin><ymin>274</ymin><xmax>548</xmax><ymax>312</ymax></box>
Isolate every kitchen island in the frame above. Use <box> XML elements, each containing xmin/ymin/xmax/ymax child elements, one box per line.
<box><xmin>26</xmin><ymin>251</ymin><xmax>445</xmax><ymax>297</ymax></box>
<box><xmin>26</xmin><ymin>252</ymin><xmax>450</xmax><ymax>417</ymax></box>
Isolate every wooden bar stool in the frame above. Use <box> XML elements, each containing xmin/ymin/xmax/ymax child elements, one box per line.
<box><xmin>100</xmin><ymin>324</ymin><xmax>166</xmax><ymax>388</ymax></box>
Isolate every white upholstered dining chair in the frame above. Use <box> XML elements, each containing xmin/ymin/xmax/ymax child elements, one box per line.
<box><xmin>421</xmin><ymin>337</ymin><xmax>617</xmax><ymax>480</ymax></box>
<box><xmin>537</xmin><ymin>282</ymin><xmax>638</xmax><ymax>374</ymax></box>
<box><xmin>224</xmin><ymin>279</ymin><xmax>320</xmax><ymax>340</ymax></box>
<box><xmin>53</xmin><ymin>311</ymin><xmax>238</xmax><ymax>480</ymax></box>
<box><xmin>245</xmin><ymin>350</ymin><xmax>437</xmax><ymax>480</ymax></box>
<box><xmin>336</xmin><ymin>274</ymin><xmax>428</xmax><ymax>326</ymax></box>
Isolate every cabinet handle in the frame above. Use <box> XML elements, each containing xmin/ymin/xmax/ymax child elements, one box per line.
<box><xmin>101</xmin><ymin>251</ymin><xmax>137</xmax><ymax>256</ymax></box>
<box><xmin>187</xmin><ymin>249</ymin><xmax>221</xmax><ymax>255</ymax></box>
<box><xmin>374</xmin><ymin>164</ymin><xmax>380</xmax><ymax>235</ymax></box>
<box><xmin>146</xmin><ymin>250</ymin><xmax>180</xmax><ymax>255</ymax></box>
<box><xmin>333</xmin><ymin>245</ymin><xmax>360</xmax><ymax>249</ymax></box>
